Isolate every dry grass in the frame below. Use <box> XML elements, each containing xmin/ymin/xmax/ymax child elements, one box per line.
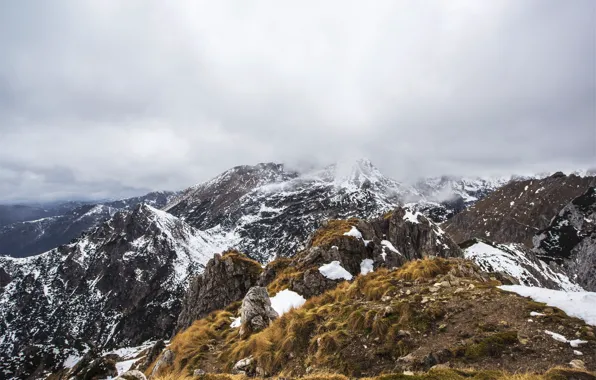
<box><xmin>394</xmin><ymin>257</ymin><xmax>454</xmax><ymax>281</ymax></box>
<box><xmin>152</xmin><ymin>367</ymin><xmax>595</xmax><ymax>380</ymax></box>
<box><xmin>220</xmin><ymin>250</ymin><xmax>263</xmax><ymax>275</ymax></box>
<box><xmin>310</xmin><ymin>219</ymin><xmax>360</xmax><ymax>247</ymax></box>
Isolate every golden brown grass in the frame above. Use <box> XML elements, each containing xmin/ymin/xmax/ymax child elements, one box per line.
<box><xmin>220</xmin><ymin>250</ymin><xmax>263</xmax><ymax>275</ymax></box>
<box><xmin>152</xmin><ymin>367</ymin><xmax>595</xmax><ymax>380</ymax></box>
<box><xmin>310</xmin><ymin>219</ymin><xmax>360</xmax><ymax>247</ymax></box>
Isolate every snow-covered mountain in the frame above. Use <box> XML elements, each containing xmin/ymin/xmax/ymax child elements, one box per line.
<box><xmin>0</xmin><ymin>204</ymin><xmax>226</xmax><ymax>379</ymax></box>
<box><xmin>462</xmin><ymin>239</ymin><xmax>581</xmax><ymax>291</ymax></box>
<box><xmin>413</xmin><ymin>175</ymin><xmax>512</xmax><ymax>205</ymax></box>
<box><xmin>534</xmin><ymin>187</ymin><xmax>596</xmax><ymax>291</ymax></box>
<box><xmin>165</xmin><ymin>159</ymin><xmax>424</xmax><ymax>262</ymax></box>
<box><xmin>0</xmin><ymin>191</ymin><xmax>177</xmax><ymax>258</ymax></box>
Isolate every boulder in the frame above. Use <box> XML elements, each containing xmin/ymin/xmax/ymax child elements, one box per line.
<box><xmin>151</xmin><ymin>349</ymin><xmax>175</xmax><ymax>376</ymax></box>
<box><xmin>116</xmin><ymin>370</ymin><xmax>147</xmax><ymax>380</ymax></box>
<box><xmin>233</xmin><ymin>356</ymin><xmax>255</xmax><ymax>375</ymax></box>
<box><xmin>136</xmin><ymin>339</ymin><xmax>165</xmax><ymax>372</ymax></box>
<box><xmin>239</xmin><ymin>287</ymin><xmax>278</xmax><ymax>338</ymax></box>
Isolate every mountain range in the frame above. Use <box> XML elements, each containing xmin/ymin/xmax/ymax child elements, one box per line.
<box><xmin>0</xmin><ymin>160</ymin><xmax>595</xmax><ymax>379</ymax></box>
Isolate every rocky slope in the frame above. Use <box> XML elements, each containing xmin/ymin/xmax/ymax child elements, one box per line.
<box><xmin>0</xmin><ymin>191</ymin><xmax>176</xmax><ymax>258</ymax></box>
<box><xmin>533</xmin><ymin>187</ymin><xmax>596</xmax><ymax>291</ymax></box>
<box><xmin>462</xmin><ymin>239</ymin><xmax>581</xmax><ymax>291</ymax></box>
<box><xmin>444</xmin><ymin>173</ymin><xmax>596</xmax><ymax>246</ymax></box>
<box><xmin>149</xmin><ymin>256</ymin><xmax>596</xmax><ymax>379</ymax></box>
<box><xmin>0</xmin><ymin>204</ymin><xmax>225</xmax><ymax>379</ymax></box>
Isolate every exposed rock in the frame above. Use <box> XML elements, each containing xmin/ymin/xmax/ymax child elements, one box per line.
<box><xmin>461</xmin><ymin>238</ymin><xmax>581</xmax><ymax>291</ymax></box>
<box><xmin>239</xmin><ymin>287</ymin><xmax>278</xmax><ymax>338</ymax></box>
<box><xmin>137</xmin><ymin>340</ymin><xmax>166</xmax><ymax>372</ymax></box>
<box><xmin>193</xmin><ymin>368</ymin><xmax>207</xmax><ymax>376</ymax></box>
<box><xmin>0</xmin><ymin>267</ymin><xmax>9</xmax><ymax>287</ymax></box>
<box><xmin>569</xmin><ymin>359</ymin><xmax>587</xmax><ymax>370</ymax></box>
<box><xmin>534</xmin><ymin>187</ymin><xmax>596</xmax><ymax>291</ymax></box>
<box><xmin>117</xmin><ymin>369</ymin><xmax>147</xmax><ymax>380</ymax></box>
<box><xmin>263</xmin><ymin>206</ymin><xmax>463</xmax><ymax>299</ymax></box>
<box><xmin>444</xmin><ymin>174</ymin><xmax>596</xmax><ymax>246</ymax></box>
<box><xmin>176</xmin><ymin>251</ymin><xmax>262</xmax><ymax>332</ymax></box>
<box><xmin>70</xmin><ymin>353</ymin><xmax>119</xmax><ymax>380</ymax></box>
<box><xmin>151</xmin><ymin>349</ymin><xmax>175</xmax><ymax>376</ymax></box>
<box><xmin>233</xmin><ymin>356</ymin><xmax>255</xmax><ymax>375</ymax></box>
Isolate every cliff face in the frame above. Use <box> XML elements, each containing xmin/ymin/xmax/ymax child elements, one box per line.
<box><xmin>533</xmin><ymin>187</ymin><xmax>596</xmax><ymax>291</ymax></box>
<box><xmin>176</xmin><ymin>251</ymin><xmax>262</xmax><ymax>332</ymax></box>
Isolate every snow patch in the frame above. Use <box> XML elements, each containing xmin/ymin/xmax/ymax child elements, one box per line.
<box><xmin>544</xmin><ymin>330</ymin><xmax>587</xmax><ymax>347</ymax></box>
<box><xmin>343</xmin><ymin>226</ymin><xmax>363</xmax><ymax>239</ymax></box>
<box><xmin>499</xmin><ymin>285</ymin><xmax>596</xmax><ymax>326</ymax></box>
<box><xmin>319</xmin><ymin>261</ymin><xmax>353</xmax><ymax>281</ymax></box>
<box><xmin>360</xmin><ymin>259</ymin><xmax>374</xmax><ymax>275</ymax></box>
<box><xmin>403</xmin><ymin>210</ymin><xmax>421</xmax><ymax>224</ymax></box>
<box><xmin>270</xmin><ymin>289</ymin><xmax>307</xmax><ymax>316</ymax></box>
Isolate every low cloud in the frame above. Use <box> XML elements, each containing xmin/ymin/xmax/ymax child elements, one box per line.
<box><xmin>0</xmin><ymin>0</ymin><xmax>594</xmax><ymax>202</ymax></box>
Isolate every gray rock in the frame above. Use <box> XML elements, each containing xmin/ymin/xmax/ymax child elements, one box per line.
<box><xmin>151</xmin><ymin>349</ymin><xmax>175</xmax><ymax>376</ymax></box>
<box><xmin>177</xmin><ymin>251</ymin><xmax>262</xmax><ymax>332</ymax></box>
<box><xmin>137</xmin><ymin>340</ymin><xmax>165</xmax><ymax>372</ymax></box>
<box><xmin>239</xmin><ymin>287</ymin><xmax>278</xmax><ymax>338</ymax></box>
<box><xmin>193</xmin><ymin>368</ymin><xmax>207</xmax><ymax>376</ymax></box>
<box><xmin>233</xmin><ymin>356</ymin><xmax>255</xmax><ymax>375</ymax></box>
<box><xmin>534</xmin><ymin>187</ymin><xmax>596</xmax><ymax>291</ymax></box>
<box><xmin>117</xmin><ymin>369</ymin><xmax>147</xmax><ymax>380</ymax></box>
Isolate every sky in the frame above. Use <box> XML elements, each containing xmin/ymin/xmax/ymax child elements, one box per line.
<box><xmin>0</xmin><ymin>0</ymin><xmax>594</xmax><ymax>202</ymax></box>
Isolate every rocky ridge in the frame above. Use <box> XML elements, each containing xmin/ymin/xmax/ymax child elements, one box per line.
<box><xmin>0</xmin><ymin>191</ymin><xmax>177</xmax><ymax>258</ymax></box>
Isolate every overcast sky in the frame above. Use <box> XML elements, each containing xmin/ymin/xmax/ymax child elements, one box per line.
<box><xmin>0</xmin><ymin>0</ymin><xmax>594</xmax><ymax>202</ymax></box>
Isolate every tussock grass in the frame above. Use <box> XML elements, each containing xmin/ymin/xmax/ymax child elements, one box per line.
<box><xmin>311</xmin><ymin>219</ymin><xmax>360</xmax><ymax>247</ymax></box>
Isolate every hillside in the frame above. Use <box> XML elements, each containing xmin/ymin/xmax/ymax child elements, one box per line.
<box><xmin>0</xmin><ymin>204</ymin><xmax>225</xmax><ymax>379</ymax></box>
<box><xmin>444</xmin><ymin>173</ymin><xmax>596</xmax><ymax>246</ymax></box>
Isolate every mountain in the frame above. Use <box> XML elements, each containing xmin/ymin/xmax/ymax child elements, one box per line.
<box><xmin>413</xmin><ymin>175</ymin><xmax>512</xmax><ymax>205</ymax></box>
<box><xmin>461</xmin><ymin>238</ymin><xmax>581</xmax><ymax>291</ymax></box>
<box><xmin>165</xmin><ymin>159</ymin><xmax>426</xmax><ymax>262</ymax></box>
<box><xmin>0</xmin><ymin>204</ymin><xmax>226</xmax><ymax>379</ymax></box>
<box><xmin>0</xmin><ymin>191</ymin><xmax>176</xmax><ymax>258</ymax></box>
<box><xmin>0</xmin><ymin>202</ymin><xmax>90</xmax><ymax>229</ymax></box>
<box><xmin>444</xmin><ymin>173</ymin><xmax>596</xmax><ymax>246</ymax></box>
<box><xmin>533</xmin><ymin>187</ymin><xmax>596</xmax><ymax>291</ymax></box>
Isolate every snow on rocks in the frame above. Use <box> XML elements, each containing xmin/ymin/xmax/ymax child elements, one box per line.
<box><xmin>403</xmin><ymin>210</ymin><xmax>422</xmax><ymax>224</ymax></box>
<box><xmin>319</xmin><ymin>261</ymin><xmax>353</xmax><ymax>281</ymax></box>
<box><xmin>343</xmin><ymin>226</ymin><xmax>363</xmax><ymax>239</ymax></box>
<box><xmin>231</xmin><ymin>289</ymin><xmax>306</xmax><ymax>330</ymax></box>
<box><xmin>544</xmin><ymin>330</ymin><xmax>587</xmax><ymax>348</ymax></box>
<box><xmin>270</xmin><ymin>289</ymin><xmax>306</xmax><ymax>316</ymax></box>
<box><xmin>465</xmin><ymin>241</ymin><xmax>582</xmax><ymax>291</ymax></box>
<box><xmin>360</xmin><ymin>259</ymin><xmax>374</xmax><ymax>275</ymax></box>
<box><xmin>499</xmin><ymin>285</ymin><xmax>596</xmax><ymax>326</ymax></box>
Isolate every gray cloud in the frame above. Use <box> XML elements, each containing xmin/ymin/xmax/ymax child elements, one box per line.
<box><xmin>0</xmin><ymin>0</ymin><xmax>594</xmax><ymax>202</ymax></box>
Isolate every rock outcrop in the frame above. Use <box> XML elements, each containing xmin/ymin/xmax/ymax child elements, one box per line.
<box><xmin>239</xmin><ymin>287</ymin><xmax>279</xmax><ymax>338</ymax></box>
<box><xmin>533</xmin><ymin>187</ymin><xmax>596</xmax><ymax>291</ymax></box>
<box><xmin>444</xmin><ymin>173</ymin><xmax>596</xmax><ymax>246</ymax></box>
<box><xmin>176</xmin><ymin>251</ymin><xmax>263</xmax><ymax>332</ymax></box>
<box><xmin>262</xmin><ymin>206</ymin><xmax>463</xmax><ymax>298</ymax></box>
<box><xmin>0</xmin><ymin>267</ymin><xmax>9</xmax><ymax>288</ymax></box>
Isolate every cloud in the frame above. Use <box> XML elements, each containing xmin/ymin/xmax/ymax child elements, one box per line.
<box><xmin>0</xmin><ymin>0</ymin><xmax>594</xmax><ymax>202</ymax></box>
